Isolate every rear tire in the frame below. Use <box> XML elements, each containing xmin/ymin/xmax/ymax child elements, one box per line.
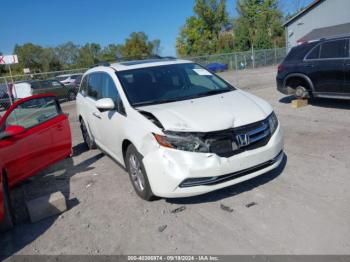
<box><xmin>0</xmin><ymin>173</ymin><xmax>14</xmax><ymax>232</ymax></box>
<box><xmin>125</xmin><ymin>145</ymin><xmax>155</xmax><ymax>201</ymax></box>
<box><xmin>80</xmin><ymin>119</ymin><xmax>96</xmax><ymax>150</ymax></box>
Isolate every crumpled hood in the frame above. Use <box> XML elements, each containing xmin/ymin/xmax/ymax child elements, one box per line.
<box><xmin>137</xmin><ymin>90</ymin><xmax>273</xmax><ymax>132</ymax></box>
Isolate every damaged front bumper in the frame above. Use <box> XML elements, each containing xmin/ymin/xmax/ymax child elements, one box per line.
<box><xmin>143</xmin><ymin>124</ymin><xmax>284</xmax><ymax>198</ymax></box>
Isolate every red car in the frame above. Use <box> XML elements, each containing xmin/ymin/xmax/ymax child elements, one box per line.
<box><xmin>0</xmin><ymin>94</ymin><xmax>72</xmax><ymax>231</ymax></box>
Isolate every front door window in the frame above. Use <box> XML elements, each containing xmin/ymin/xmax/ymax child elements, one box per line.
<box><xmin>5</xmin><ymin>96</ymin><xmax>59</xmax><ymax>129</ymax></box>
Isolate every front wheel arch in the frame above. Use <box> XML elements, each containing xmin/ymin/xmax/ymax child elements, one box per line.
<box><xmin>122</xmin><ymin>139</ymin><xmax>132</xmax><ymax>166</ymax></box>
<box><xmin>79</xmin><ymin>117</ymin><xmax>96</xmax><ymax>150</ymax></box>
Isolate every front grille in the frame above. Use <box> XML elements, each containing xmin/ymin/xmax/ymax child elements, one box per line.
<box><xmin>205</xmin><ymin>118</ymin><xmax>272</xmax><ymax>157</ymax></box>
<box><xmin>179</xmin><ymin>151</ymin><xmax>283</xmax><ymax>188</ymax></box>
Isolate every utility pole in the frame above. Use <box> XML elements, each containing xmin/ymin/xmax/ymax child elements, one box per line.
<box><xmin>274</xmin><ymin>45</ymin><xmax>277</xmax><ymax>64</ymax></box>
<box><xmin>7</xmin><ymin>64</ymin><xmax>14</xmax><ymax>105</ymax></box>
<box><xmin>251</xmin><ymin>45</ymin><xmax>255</xmax><ymax>69</ymax></box>
<box><xmin>235</xmin><ymin>53</ymin><xmax>238</xmax><ymax>71</ymax></box>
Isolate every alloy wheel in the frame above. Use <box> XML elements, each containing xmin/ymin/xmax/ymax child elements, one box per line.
<box><xmin>128</xmin><ymin>154</ymin><xmax>145</xmax><ymax>192</ymax></box>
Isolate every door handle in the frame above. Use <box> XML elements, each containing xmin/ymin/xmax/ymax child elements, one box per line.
<box><xmin>92</xmin><ymin>112</ymin><xmax>101</xmax><ymax>119</ymax></box>
<box><xmin>304</xmin><ymin>64</ymin><xmax>314</xmax><ymax>68</ymax></box>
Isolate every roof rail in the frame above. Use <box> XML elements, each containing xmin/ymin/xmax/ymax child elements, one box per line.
<box><xmin>161</xmin><ymin>56</ymin><xmax>177</xmax><ymax>59</ymax></box>
<box><xmin>299</xmin><ymin>33</ymin><xmax>350</xmax><ymax>45</ymax></box>
<box><xmin>115</xmin><ymin>55</ymin><xmax>177</xmax><ymax>62</ymax></box>
<box><xmin>321</xmin><ymin>33</ymin><xmax>350</xmax><ymax>40</ymax></box>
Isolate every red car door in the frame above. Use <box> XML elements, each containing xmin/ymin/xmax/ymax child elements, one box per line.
<box><xmin>0</xmin><ymin>94</ymin><xmax>72</xmax><ymax>187</ymax></box>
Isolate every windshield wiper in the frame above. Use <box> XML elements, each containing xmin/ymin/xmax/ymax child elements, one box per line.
<box><xmin>133</xmin><ymin>98</ymin><xmax>181</xmax><ymax>107</ymax></box>
<box><xmin>187</xmin><ymin>89</ymin><xmax>232</xmax><ymax>99</ymax></box>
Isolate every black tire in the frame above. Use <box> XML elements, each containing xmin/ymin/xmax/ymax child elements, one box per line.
<box><xmin>80</xmin><ymin>119</ymin><xmax>96</xmax><ymax>150</ymax></box>
<box><xmin>125</xmin><ymin>144</ymin><xmax>155</xmax><ymax>201</ymax></box>
<box><xmin>68</xmin><ymin>91</ymin><xmax>76</xmax><ymax>101</ymax></box>
<box><xmin>0</xmin><ymin>173</ymin><xmax>14</xmax><ymax>232</ymax></box>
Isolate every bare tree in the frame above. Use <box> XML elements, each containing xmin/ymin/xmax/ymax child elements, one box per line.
<box><xmin>279</xmin><ymin>0</ymin><xmax>307</xmax><ymax>16</ymax></box>
<box><xmin>293</xmin><ymin>0</ymin><xmax>306</xmax><ymax>12</ymax></box>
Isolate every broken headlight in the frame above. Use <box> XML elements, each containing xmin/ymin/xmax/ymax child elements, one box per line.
<box><xmin>268</xmin><ymin>111</ymin><xmax>278</xmax><ymax>135</ymax></box>
<box><xmin>153</xmin><ymin>132</ymin><xmax>210</xmax><ymax>153</ymax></box>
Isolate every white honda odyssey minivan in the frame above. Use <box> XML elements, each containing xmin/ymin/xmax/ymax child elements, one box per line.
<box><xmin>76</xmin><ymin>58</ymin><xmax>284</xmax><ymax>200</ymax></box>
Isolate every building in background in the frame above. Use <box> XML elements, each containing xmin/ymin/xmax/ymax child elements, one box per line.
<box><xmin>284</xmin><ymin>0</ymin><xmax>350</xmax><ymax>50</ymax></box>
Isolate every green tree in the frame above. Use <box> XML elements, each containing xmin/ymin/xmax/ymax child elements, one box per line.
<box><xmin>1</xmin><ymin>32</ymin><xmax>161</xmax><ymax>75</ymax></box>
<box><xmin>13</xmin><ymin>43</ymin><xmax>63</xmax><ymax>73</ymax></box>
<box><xmin>121</xmin><ymin>32</ymin><xmax>160</xmax><ymax>59</ymax></box>
<box><xmin>14</xmin><ymin>43</ymin><xmax>44</xmax><ymax>73</ymax></box>
<box><xmin>176</xmin><ymin>0</ymin><xmax>230</xmax><ymax>57</ymax></box>
<box><xmin>234</xmin><ymin>0</ymin><xmax>285</xmax><ymax>51</ymax></box>
<box><xmin>99</xmin><ymin>44</ymin><xmax>124</xmax><ymax>62</ymax></box>
<box><xmin>40</xmin><ymin>47</ymin><xmax>62</xmax><ymax>72</ymax></box>
<box><xmin>76</xmin><ymin>43</ymin><xmax>101</xmax><ymax>67</ymax></box>
<box><xmin>217</xmin><ymin>30</ymin><xmax>235</xmax><ymax>53</ymax></box>
<box><xmin>55</xmin><ymin>42</ymin><xmax>79</xmax><ymax>69</ymax></box>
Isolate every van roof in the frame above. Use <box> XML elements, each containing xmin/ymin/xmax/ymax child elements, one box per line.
<box><xmin>109</xmin><ymin>59</ymin><xmax>192</xmax><ymax>72</ymax></box>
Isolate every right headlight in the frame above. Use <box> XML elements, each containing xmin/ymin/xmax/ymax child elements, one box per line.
<box><xmin>268</xmin><ymin>111</ymin><xmax>279</xmax><ymax>135</ymax></box>
<box><xmin>153</xmin><ymin>132</ymin><xmax>210</xmax><ymax>153</ymax></box>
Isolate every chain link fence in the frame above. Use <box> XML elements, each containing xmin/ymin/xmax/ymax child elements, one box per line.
<box><xmin>187</xmin><ymin>47</ymin><xmax>287</xmax><ymax>70</ymax></box>
<box><xmin>0</xmin><ymin>68</ymin><xmax>87</xmax><ymax>112</ymax></box>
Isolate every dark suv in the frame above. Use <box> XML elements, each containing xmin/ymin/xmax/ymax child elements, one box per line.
<box><xmin>277</xmin><ymin>36</ymin><xmax>350</xmax><ymax>99</ymax></box>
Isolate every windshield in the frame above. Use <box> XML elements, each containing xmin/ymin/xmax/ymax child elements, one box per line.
<box><xmin>116</xmin><ymin>63</ymin><xmax>235</xmax><ymax>106</ymax></box>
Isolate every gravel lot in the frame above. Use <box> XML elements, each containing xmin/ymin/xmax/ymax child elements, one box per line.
<box><xmin>1</xmin><ymin>66</ymin><xmax>350</xmax><ymax>257</ymax></box>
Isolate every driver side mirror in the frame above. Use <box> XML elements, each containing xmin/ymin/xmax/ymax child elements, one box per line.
<box><xmin>0</xmin><ymin>125</ymin><xmax>26</xmax><ymax>140</ymax></box>
<box><xmin>95</xmin><ymin>98</ymin><xmax>115</xmax><ymax>111</ymax></box>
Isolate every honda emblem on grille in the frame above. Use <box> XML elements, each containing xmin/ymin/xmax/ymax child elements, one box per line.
<box><xmin>236</xmin><ymin>134</ymin><xmax>250</xmax><ymax>147</ymax></box>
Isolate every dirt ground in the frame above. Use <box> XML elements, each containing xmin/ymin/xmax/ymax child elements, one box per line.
<box><xmin>1</xmin><ymin>66</ymin><xmax>350</xmax><ymax>257</ymax></box>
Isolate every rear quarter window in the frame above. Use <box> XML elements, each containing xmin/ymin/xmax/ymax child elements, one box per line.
<box><xmin>305</xmin><ymin>45</ymin><xmax>320</xmax><ymax>60</ymax></box>
<box><xmin>284</xmin><ymin>43</ymin><xmax>317</xmax><ymax>62</ymax></box>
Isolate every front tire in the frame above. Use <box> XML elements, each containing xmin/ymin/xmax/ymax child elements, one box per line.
<box><xmin>0</xmin><ymin>174</ymin><xmax>14</xmax><ymax>232</ymax></box>
<box><xmin>125</xmin><ymin>145</ymin><xmax>155</xmax><ymax>201</ymax></box>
